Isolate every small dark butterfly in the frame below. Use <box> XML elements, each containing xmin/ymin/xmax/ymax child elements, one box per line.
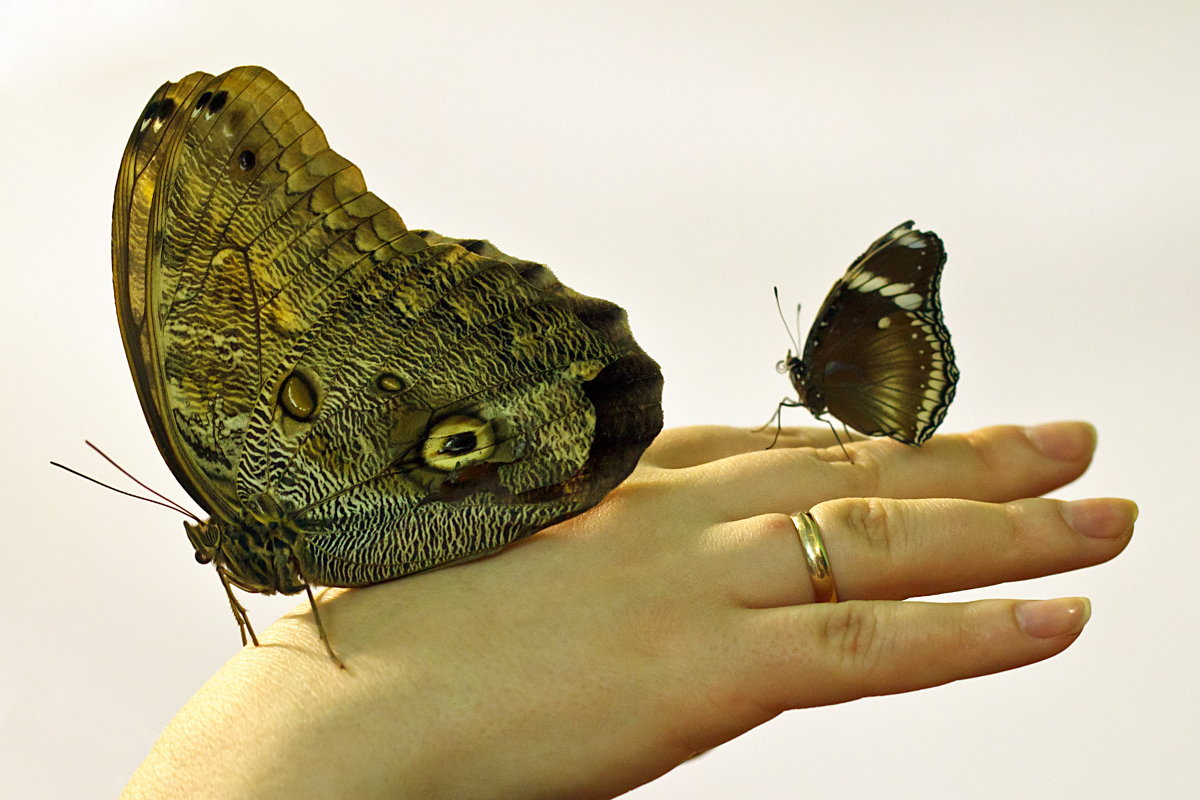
<box><xmin>773</xmin><ymin>221</ymin><xmax>958</xmax><ymax>445</ymax></box>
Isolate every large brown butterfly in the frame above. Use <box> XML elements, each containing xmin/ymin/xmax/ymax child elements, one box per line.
<box><xmin>775</xmin><ymin>221</ymin><xmax>957</xmax><ymax>445</ymax></box>
<box><xmin>112</xmin><ymin>66</ymin><xmax>663</xmax><ymax>662</ymax></box>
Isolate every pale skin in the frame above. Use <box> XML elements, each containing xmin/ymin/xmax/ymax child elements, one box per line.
<box><xmin>121</xmin><ymin>420</ymin><xmax>1135</xmax><ymax>799</ymax></box>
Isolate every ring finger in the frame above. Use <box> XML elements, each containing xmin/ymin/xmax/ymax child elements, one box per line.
<box><xmin>718</xmin><ymin>495</ymin><xmax>1135</xmax><ymax>608</ymax></box>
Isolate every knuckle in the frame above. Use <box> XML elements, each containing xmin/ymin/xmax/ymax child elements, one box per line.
<box><xmin>1000</xmin><ymin>499</ymin><xmax>1042</xmax><ymax>559</ymax></box>
<box><xmin>960</xmin><ymin>428</ymin><xmax>1002</xmax><ymax>472</ymax></box>
<box><xmin>759</xmin><ymin>512</ymin><xmax>800</xmax><ymax>543</ymax></box>
<box><xmin>598</xmin><ymin>465</ymin><xmax>678</xmax><ymax>512</ymax></box>
<box><xmin>956</xmin><ymin>427</ymin><xmax>1025</xmax><ymax>488</ymax></box>
<box><xmin>599</xmin><ymin>475</ymin><xmax>652</xmax><ymax>506</ymax></box>
<box><xmin>844</xmin><ymin>445</ymin><xmax>885</xmax><ymax>497</ymax></box>
<box><xmin>824</xmin><ymin>497</ymin><xmax>903</xmax><ymax>559</ymax></box>
<box><xmin>818</xmin><ymin>602</ymin><xmax>892</xmax><ymax>671</ymax></box>
<box><xmin>806</xmin><ymin>439</ymin><xmax>853</xmax><ymax>464</ymax></box>
<box><xmin>609</xmin><ymin>462</ymin><xmax>676</xmax><ymax>494</ymax></box>
<box><xmin>730</xmin><ymin>513</ymin><xmax>804</xmax><ymax>562</ymax></box>
<box><xmin>639</xmin><ymin>427</ymin><xmax>703</xmax><ymax>469</ymax></box>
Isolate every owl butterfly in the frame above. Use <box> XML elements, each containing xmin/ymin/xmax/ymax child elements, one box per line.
<box><xmin>773</xmin><ymin>221</ymin><xmax>958</xmax><ymax>447</ymax></box>
<box><xmin>113</xmin><ymin>66</ymin><xmax>663</xmax><ymax>665</ymax></box>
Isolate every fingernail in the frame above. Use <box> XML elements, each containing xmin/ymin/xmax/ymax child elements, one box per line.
<box><xmin>1016</xmin><ymin>597</ymin><xmax>1092</xmax><ymax>638</ymax></box>
<box><xmin>1025</xmin><ymin>421</ymin><xmax>1097</xmax><ymax>461</ymax></box>
<box><xmin>1062</xmin><ymin>498</ymin><xmax>1139</xmax><ymax>538</ymax></box>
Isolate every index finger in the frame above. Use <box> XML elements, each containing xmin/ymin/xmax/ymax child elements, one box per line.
<box><xmin>676</xmin><ymin>421</ymin><xmax>1098</xmax><ymax>520</ymax></box>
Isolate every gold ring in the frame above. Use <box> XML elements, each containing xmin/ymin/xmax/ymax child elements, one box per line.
<box><xmin>789</xmin><ymin>512</ymin><xmax>839</xmax><ymax>603</ymax></box>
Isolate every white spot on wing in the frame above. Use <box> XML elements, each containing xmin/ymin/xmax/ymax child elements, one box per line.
<box><xmin>858</xmin><ymin>275</ymin><xmax>889</xmax><ymax>293</ymax></box>
<box><xmin>894</xmin><ymin>293</ymin><xmax>923</xmax><ymax>310</ymax></box>
<box><xmin>879</xmin><ymin>282</ymin><xmax>914</xmax><ymax>297</ymax></box>
<box><xmin>848</xmin><ymin>269</ymin><xmax>876</xmax><ymax>290</ymax></box>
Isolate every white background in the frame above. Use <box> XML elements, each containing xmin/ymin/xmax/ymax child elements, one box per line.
<box><xmin>2</xmin><ymin>1</ymin><xmax>1197</xmax><ymax>797</ymax></box>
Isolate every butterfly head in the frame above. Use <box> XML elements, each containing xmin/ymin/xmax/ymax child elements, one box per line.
<box><xmin>183</xmin><ymin>502</ymin><xmax>307</xmax><ymax>595</ymax></box>
<box><xmin>777</xmin><ymin>350</ymin><xmax>815</xmax><ymax>407</ymax></box>
<box><xmin>184</xmin><ymin>518</ymin><xmax>221</xmax><ymax>565</ymax></box>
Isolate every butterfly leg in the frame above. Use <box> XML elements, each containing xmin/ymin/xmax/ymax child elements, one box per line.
<box><xmin>753</xmin><ymin>398</ymin><xmax>801</xmax><ymax>433</ymax></box>
<box><xmin>303</xmin><ymin>583</ymin><xmax>346</xmax><ymax>670</ymax></box>
<box><xmin>217</xmin><ymin>566</ymin><xmax>259</xmax><ymax>647</ymax></box>
<box><xmin>812</xmin><ymin>416</ymin><xmax>854</xmax><ymax>463</ymax></box>
<box><xmin>753</xmin><ymin>398</ymin><xmax>803</xmax><ymax>449</ymax></box>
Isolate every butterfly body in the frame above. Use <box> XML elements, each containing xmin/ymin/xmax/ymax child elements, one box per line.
<box><xmin>113</xmin><ymin>67</ymin><xmax>663</xmax><ymax>647</ymax></box>
<box><xmin>778</xmin><ymin>222</ymin><xmax>958</xmax><ymax>445</ymax></box>
<box><xmin>183</xmin><ymin>500</ymin><xmax>303</xmax><ymax>595</ymax></box>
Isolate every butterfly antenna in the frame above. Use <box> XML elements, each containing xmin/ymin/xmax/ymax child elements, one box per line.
<box><xmin>772</xmin><ymin>287</ymin><xmax>801</xmax><ymax>355</ymax></box>
<box><xmin>84</xmin><ymin>441</ymin><xmax>199</xmax><ymax>519</ymax></box>
<box><xmin>50</xmin><ymin>441</ymin><xmax>200</xmax><ymax>521</ymax></box>
<box><xmin>49</xmin><ymin>460</ymin><xmax>198</xmax><ymax>518</ymax></box>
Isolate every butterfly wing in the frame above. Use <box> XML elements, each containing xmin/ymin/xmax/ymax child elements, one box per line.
<box><xmin>113</xmin><ymin>67</ymin><xmax>663</xmax><ymax>585</ymax></box>
<box><xmin>113</xmin><ymin>69</ymin><xmax>253</xmax><ymax>519</ymax></box>
<box><xmin>799</xmin><ymin>221</ymin><xmax>957</xmax><ymax>444</ymax></box>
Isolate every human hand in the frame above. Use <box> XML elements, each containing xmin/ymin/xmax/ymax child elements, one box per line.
<box><xmin>121</xmin><ymin>421</ymin><xmax>1134</xmax><ymax>799</ymax></box>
